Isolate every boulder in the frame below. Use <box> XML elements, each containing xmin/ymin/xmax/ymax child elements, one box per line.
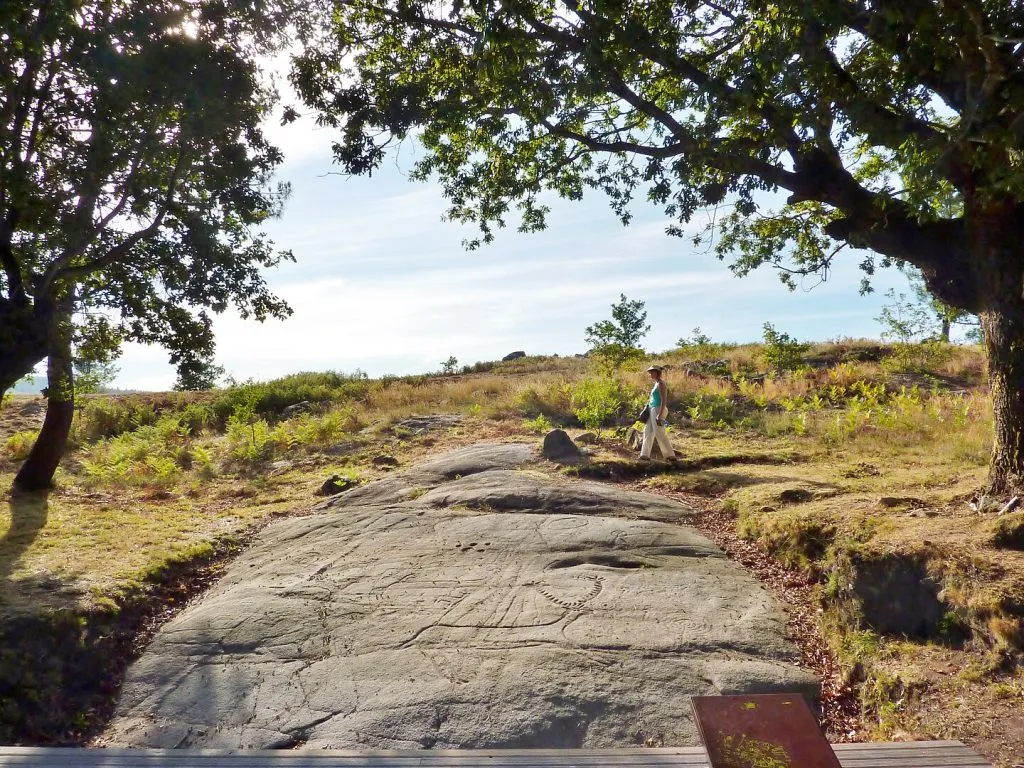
<box><xmin>502</xmin><ymin>351</ymin><xmax>527</xmax><ymax>362</ymax></box>
<box><xmin>282</xmin><ymin>400</ymin><xmax>314</xmax><ymax>418</ymax></box>
<box><xmin>106</xmin><ymin>444</ymin><xmax>816</xmax><ymax>750</ymax></box>
<box><xmin>542</xmin><ymin>429</ymin><xmax>583</xmax><ymax>464</ymax></box>
<box><xmin>372</xmin><ymin>455</ymin><xmax>400</xmax><ymax>469</ymax></box>
<box><xmin>575</xmin><ymin>432</ymin><xmax>598</xmax><ymax>445</ymax></box>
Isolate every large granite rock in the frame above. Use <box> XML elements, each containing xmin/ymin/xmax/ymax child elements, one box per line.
<box><xmin>106</xmin><ymin>443</ymin><xmax>816</xmax><ymax>750</ymax></box>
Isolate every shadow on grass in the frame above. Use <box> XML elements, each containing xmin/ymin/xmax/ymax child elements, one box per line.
<box><xmin>570</xmin><ymin>451</ymin><xmax>800</xmax><ymax>481</ymax></box>
<box><xmin>0</xmin><ymin>491</ymin><xmax>49</xmax><ymax>586</ymax></box>
<box><xmin>0</xmin><ymin>505</ymin><xmax>256</xmax><ymax>745</ymax></box>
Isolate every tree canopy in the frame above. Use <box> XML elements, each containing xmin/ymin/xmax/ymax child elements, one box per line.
<box><xmin>293</xmin><ymin>0</ymin><xmax>1021</xmax><ymax>302</ymax></box>
<box><xmin>0</xmin><ymin>0</ymin><xmax>302</xmax><ymax>396</ymax></box>
<box><xmin>293</xmin><ymin>0</ymin><xmax>1024</xmax><ymax>491</ymax></box>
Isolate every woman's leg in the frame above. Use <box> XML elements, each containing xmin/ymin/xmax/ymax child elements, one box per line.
<box><xmin>640</xmin><ymin>415</ymin><xmax>657</xmax><ymax>458</ymax></box>
<box><xmin>654</xmin><ymin>421</ymin><xmax>676</xmax><ymax>459</ymax></box>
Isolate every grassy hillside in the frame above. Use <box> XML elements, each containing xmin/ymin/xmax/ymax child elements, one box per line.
<box><xmin>0</xmin><ymin>339</ymin><xmax>1021</xmax><ymax>763</ymax></box>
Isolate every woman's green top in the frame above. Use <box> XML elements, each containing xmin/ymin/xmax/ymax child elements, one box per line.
<box><xmin>649</xmin><ymin>382</ymin><xmax>663</xmax><ymax>410</ymax></box>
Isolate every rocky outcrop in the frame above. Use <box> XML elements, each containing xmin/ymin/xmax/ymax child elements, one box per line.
<box><xmin>502</xmin><ymin>351</ymin><xmax>527</xmax><ymax>362</ymax></box>
<box><xmin>106</xmin><ymin>443</ymin><xmax>816</xmax><ymax>750</ymax></box>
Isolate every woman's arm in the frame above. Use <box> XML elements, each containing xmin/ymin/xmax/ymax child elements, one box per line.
<box><xmin>658</xmin><ymin>380</ymin><xmax>668</xmax><ymax>420</ymax></box>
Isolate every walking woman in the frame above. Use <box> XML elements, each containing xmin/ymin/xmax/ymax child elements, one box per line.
<box><xmin>641</xmin><ymin>365</ymin><xmax>676</xmax><ymax>461</ymax></box>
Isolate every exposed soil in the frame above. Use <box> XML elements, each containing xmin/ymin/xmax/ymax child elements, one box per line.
<box><xmin>0</xmin><ymin>396</ymin><xmax>46</xmax><ymax>444</ymax></box>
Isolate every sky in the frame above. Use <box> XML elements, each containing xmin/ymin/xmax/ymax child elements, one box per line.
<box><xmin>107</xmin><ymin>92</ymin><xmax>915</xmax><ymax>391</ymax></box>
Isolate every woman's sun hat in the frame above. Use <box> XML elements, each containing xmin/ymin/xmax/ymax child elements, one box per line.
<box><xmin>646</xmin><ymin>365</ymin><xmax>663</xmax><ymax>373</ymax></box>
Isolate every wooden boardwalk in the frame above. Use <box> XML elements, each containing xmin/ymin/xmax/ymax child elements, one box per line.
<box><xmin>0</xmin><ymin>742</ymin><xmax>992</xmax><ymax>767</ymax></box>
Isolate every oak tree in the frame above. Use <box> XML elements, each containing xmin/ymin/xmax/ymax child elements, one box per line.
<box><xmin>1</xmin><ymin>0</ymin><xmax>298</xmax><ymax>489</ymax></box>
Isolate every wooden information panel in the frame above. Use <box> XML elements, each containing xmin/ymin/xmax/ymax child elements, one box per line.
<box><xmin>691</xmin><ymin>694</ymin><xmax>843</xmax><ymax>768</ymax></box>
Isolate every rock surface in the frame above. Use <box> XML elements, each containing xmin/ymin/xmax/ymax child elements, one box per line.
<box><xmin>502</xmin><ymin>351</ymin><xmax>527</xmax><ymax>361</ymax></box>
<box><xmin>106</xmin><ymin>443</ymin><xmax>816</xmax><ymax>750</ymax></box>
<box><xmin>391</xmin><ymin>414</ymin><xmax>463</xmax><ymax>435</ymax></box>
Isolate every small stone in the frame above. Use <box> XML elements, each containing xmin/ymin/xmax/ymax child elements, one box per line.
<box><xmin>314</xmin><ymin>475</ymin><xmax>352</xmax><ymax>497</ymax></box>
<box><xmin>541</xmin><ymin>429</ymin><xmax>583</xmax><ymax>464</ymax></box>
<box><xmin>876</xmin><ymin>496</ymin><xmax>926</xmax><ymax>509</ymax></box>
<box><xmin>372</xmin><ymin>455</ymin><xmax>399</xmax><ymax>469</ymax></box>
<box><xmin>575</xmin><ymin>432</ymin><xmax>599</xmax><ymax>445</ymax></box>
<box><xmin>778</xmin><ymin>488</ymin><xmax>814</xmax><ymax>503</ymax></box>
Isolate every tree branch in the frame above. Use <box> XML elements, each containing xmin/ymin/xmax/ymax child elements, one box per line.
<box><xmin>44</xmin><ymin>148</ymin><xmax>189</xmax><ymax>290</ymax></box>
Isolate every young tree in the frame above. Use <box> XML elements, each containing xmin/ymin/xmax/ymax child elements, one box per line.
<box><xmin>878</xmin><ymin>267</ymin><xmax>982</xmax><ymax>344</ymax></box>
<box><xmin>293</xmin><ymin>0</ymin><xmax>1024</xmax><ymax>492</ymax></box>
<box><xmin>585</xmin><ymin>294</ymin><xmax>650</xmax><ymax>371</ymax></box>
<box><xmin>174</xmin><ymin>356</ymin><xmax>226</xmax><ymax>391</ymax></box>
<box><xmin>1</xmin><ymin>0</ymin><xmax>302</xmax><ymax>489</ymax></box>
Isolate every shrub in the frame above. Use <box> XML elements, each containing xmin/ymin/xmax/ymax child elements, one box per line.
<box><xmin>73</xmin><ymin>398</ymin><xmax>158</xmax><ymax>443</ymax></box>
<box><xmin>516</xmin><ymin>380</ymin><xmax>573</xmax><ymax>421</ymax></box>
<box><xmin>676</xmin><ymin>327</ymin><xmax>724</xmax><ymax>363</ymax></box>
<box><xmin>570</xmin><ymin>377</ymin><xmax>640</xmax><ymax>429</ymax></box>
<box><xmin>762</xmin><ymin>323</ymin><xmax>810</xmax><ymax>372</ymax></box>
<box><xmin>291</xmin><ymin>407</ymin><xmax>362</xmax><ymax>447</ymax></box>
<box><xmin>80</xmin><ymin>415</ymin><xmax>201</xmax><ymax>487</ymax></box>
<box><xmin>523</xmin><ymin>414</ymin><xmax>556</xmax><ymax>433</ymax></box>
<box><xmin>683</xmin><ymin>391</ymin><xmax>738</xmax><ymax>425</ymax></box>
<box><xmin>225</xmin><ymin>417</ymin><xmax>275</xmax><ymax>463</ymax></box>
<box><xmin>585</xmin><ymin>294</ymin><xmax>650</xmax><ymax>372</ymax></box>
<box><xmin>881</xmin><ymin>340</ymin><xmax>954</xmax><ymax>374</ymax></box>
<box><xmin>178</xmin><ymin>402</ymin><xmax>217</xmax><ymax>434</ymax></box>
<box><xmin>4</xmin><ymin>430</ymin><xmax>38</xmax><ymax>461</ymax></box>
<box><xmin>210</xmin><ymin>370</ymin><xmax>371</xmax><ymax>423</ymax></box>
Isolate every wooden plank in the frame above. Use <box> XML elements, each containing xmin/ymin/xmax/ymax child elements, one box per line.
<box><xmin>0</xmin><ymin>742</ymin><xmax>992</xmax><ymax>768</ymax></box>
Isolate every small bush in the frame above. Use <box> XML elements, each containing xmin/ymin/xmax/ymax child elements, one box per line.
<box><xmin>80</xmin><ymin>416</ymin><xmax>201</xmax><ymax>487</ymax></box>
<box><xmin>571</xmin><ymin>377</ymin><xmax>641</xmax><ymax>429</ymax></box>
<box><xmin>211</xmin><ymin>370</ymin><xmax>371</xmax><ymax>423</ymax></box>
<box><xmin>676</xmin><ymin>327</ymin><xmax>725</xmax><ymax>363</ymax></box>
<box><xmin>74</xmin><ymin>398</ymin><xmax>158</xmax><ymax>443</ymax></box>
<box><xmin>4</xmin><ymin>430</ymin><xmax>38</xmax><ymax>461</ymax></box>
<box><xmin>682</xmin><ymin>391</ymin><xmax>738</xmax><ymax>425</ymax></box>
<box><xmin>516</xmin><ymin>380</ymin><xmax>573</xmax><ymax>421</ymax></box>
<box><xmin>762</xmin><ymin>323</ymin><xmax>810</xmax><ymax>372</ymax></box>
<box><xmin>225</xmin><ymin>417</ymin><xmax>275</xmax><ymax>463</ymax></box>
<box><xmin>881</xmin><ymin>340</ymin><xmax>954</xmax><ymax>374</ymax></box>
<box><xmin>523</xmin><ymin>414</ymin><xmax>556</xmax><ymax>434</ymax></box>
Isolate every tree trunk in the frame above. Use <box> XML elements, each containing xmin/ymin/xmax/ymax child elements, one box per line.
<box><xmin>982</xmin><ymin>303</ymin><xmax>1024</xmax><ymax>494</ymax></box>
<box><xmin>13</xmin><ymin>293</ymin><xmax>74</xmax><ymax>492</ymax></box>
<box><xmin>940</xmin><ymin>318</ymin><xmax>951</xmax><ymax>343</ymax></box>
<box><xmin>971</xmin><ymin>197</ymin><xmax>1024</xmax><ymax>495</ymax></box>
